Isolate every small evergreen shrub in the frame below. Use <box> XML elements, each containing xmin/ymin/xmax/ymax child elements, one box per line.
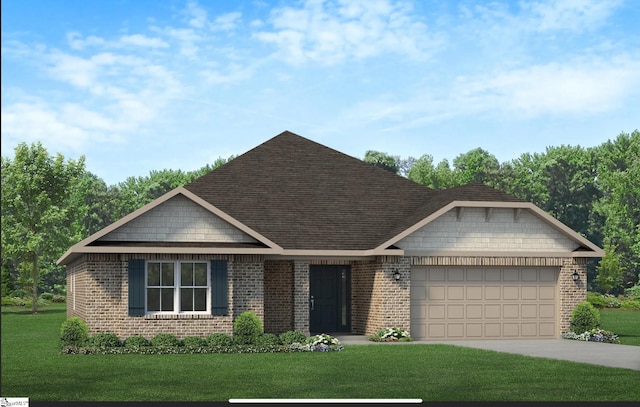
<box><xmin>182</xmin><ymin>336</ymin><xmax>206</xmax><ymax>348</ymax></box>
<box><xmin>233</xmin><ymin>311</ymin><xmax>263</xmax><ymax>345</ymax></box>
<box><xmin>90</xmin><ymin>332</ymin><xmax>122</xmax><ymax>347</ymax></box>
<box><xmin>279</xmin><ymin>330</ymin><xmax>307</xmax><ymax>345</ymax></box>
<box><xmin>587</xmin><ymin>291</ymin><xmax>606</xmax><ymax>308</ymax></box>
<box><xmin>60</xmin><ymin>317</ymin><xmax>89</xmax><ymax>347</ymax></box>
<box><xmin>256</xmin><ymin>333</ymin><xmax>281</xmax><ymax>346</ymax></box>
<box><xmin>151</xmin><ymin>333</ymin><xmax>180</xmax><ymax>348</ymax></box>
<box><xmin>125</xmin><ymin>335</ymin><xmax>150</xmax><ymax>348</ymax></box>
<box><xmin>206</xmin><ymin>333</ymin><xmax>234</xmax><ymax>347</ymax></box>
<box><xmin>570</xmin><ymin>301</ymin><xmax>600</xmax><ymax>333</ymax></box>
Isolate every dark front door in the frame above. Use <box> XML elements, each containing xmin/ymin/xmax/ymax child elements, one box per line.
<box><xmin>309</xmin><ymin>265</ymin><xmax>351</xmax><ymax>334</ymax></box>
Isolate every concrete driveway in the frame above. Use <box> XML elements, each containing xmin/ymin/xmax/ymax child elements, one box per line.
<box><xmin>336</xmin><ymin>335</ymin><xmax>640</xmax><ymax>371</ymax></box>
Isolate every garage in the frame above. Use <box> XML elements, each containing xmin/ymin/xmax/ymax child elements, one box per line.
<box><xmin>410</xmin><ymin>266</ymin><xmax>558</xmax><ymax>340</ymax></box>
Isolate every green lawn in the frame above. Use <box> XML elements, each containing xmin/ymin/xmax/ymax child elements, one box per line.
<box><xmin>600</xmin><ymin>309</ymin><xmax>640</xmax><ymax>346</ymax></box>
<box><xmin>2</xmin><ymin>304</ymin><xmax>639</xmax><ymax>402</ymax></box>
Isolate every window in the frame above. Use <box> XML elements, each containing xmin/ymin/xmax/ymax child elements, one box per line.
<box><xmin>146</xmin><ymin>261</ymin><xmax>209</xmax><ymax>314</ymax></box>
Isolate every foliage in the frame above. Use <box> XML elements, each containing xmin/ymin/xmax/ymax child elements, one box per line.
<box><xmin>90</xmin><ymin>333</ymin><xmax>122</xmax><ymax>348</ymax></box>
<box><xmin>150</xmin><ymin>333</ymin><xmax>180</xmax><ymax>348</ymax></box>
<box><xmin>587</xmin><ymin>292</ymin><xmax>621</xmax><ymax>309</ymax></box>
<box><xmin>233</xmin><ymin>311</ymin><xmax>263</xmax><ymax>345</ymax></box>
<box><xmin>624</xmin><ymin>283</ymin><xmax>640</xmax><ymax>299</ymax></box>
<box><xmin>279</xmin><ymin>330</ymin><xmax>307</xmax><ymax>345</ymax></box>
<box><xmin>124</xmin><ymin>335</ymin><xmax>150</xmax><ymax>349</ymax></box>
<box><xmin>363</xmin><ymin>150</ymin><xmax>401</xmax><ymax>174</ymax></box>
<box><xmin>1</xmin><ymin>142</ymin><xmax>85</xmax><ymax>313</ymax></box>
<box><xmin>206</xmin><ymin>332</ymin><xmax>234</xmax><ymax>347</ymax></box>
<box><xmin>370</xmin><ymin>327</ymin><xmax>412</xmax><ymax>342</ymax></box>
<box><xmin>595</xmin><ymin>244</ymin><xmax>625</xmax><ymax>293</ymax></box>
<box><xmin>1</xmin><ymin>263</ymin><xmax>15</xmax><ymax>297</ymax></box>
<box><xmin>620</xmin><ymin>300</ymin><xmax>640</xmax><ymax>310</ymax></box>
<box><xmin>570</xmin><ymin>302</ymin><xmax>601</xmax><ymax>334</ymax></box>
<box><xmin>306</xmin><ymin>333</ymin><xmax>343</xmax><ymax>352</ymax></box>
<box><xmin>60</xmin><ymin>317</ymin><xmax>89</xmax><ymax>347</ymax></box>
<box><xmin>256</xmin><ymin>333</ymin><xmax>281</xmax><ymax>346</ymax></box>
<box><xmin>182</xmin><ymin>336</ymin><xmax>206</xmax><ymax>348</ymax></box>
<box><xmin>562</xmin><ymin>328</ymin><xmax>620</xmax><ymax>343</ymax></box>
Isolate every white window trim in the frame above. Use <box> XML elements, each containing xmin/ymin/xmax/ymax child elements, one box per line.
<box><xmin>145</xmin><ymin>260</ymin><xmax>211</xmax><ymax>315</ymax></box>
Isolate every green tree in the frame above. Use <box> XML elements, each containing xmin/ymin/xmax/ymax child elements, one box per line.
<box><xmin>452</xmin><ymin>147</ymin><xmax>500</xmax><ymax>185</ymax></box>
<box><xmin>407</xmin><ymin>154</ymin><xmax>457</xmax><ymax>189</ymax></box>
<box><xmin>363</xmin><ymin>150</ymin><xmax>401</xmax><ymax>174</ymax></box>
<box><xmin>593</xmin><ymin>131</ymin><xmax>640</xmax><ymax>289</ymax></box>
<box><xmin>595</xmin><ymin>244</ymin><xmax>625</xmax><ymax>294</ymax></box>
<box><xmin>1</xmin><ymin>142</ymin><xmax>85</xmax><ymax>313</ymax></box>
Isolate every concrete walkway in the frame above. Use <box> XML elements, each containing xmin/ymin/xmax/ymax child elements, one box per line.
<box><xmin>335</xmin><ymin>335</ymin><xmax>640</xmax><ymax>371</ymax></box>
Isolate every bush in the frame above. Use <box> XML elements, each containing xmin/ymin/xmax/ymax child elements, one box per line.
<box><xmin>39</xmin><ymin>292</ymin><xmax>54</xmax><ymax>301</ymax></box>
<box><xmin>621</xmin><ymin>299</ymin><xmax>640</xmax><ymax>310</ymax></box>
<box><xmin>256</xmin><ymin>333</ymin><xmax>281</xmax><ymax>346</ymax></box>
<box><xmin>150</xmin><ymin>333</ymin><xmax>180</xmax><ymax>348</ymax></box>
<box><xmin>125</xmin><ymin>335</ymin><xmax>150</xmax><ymax>348</ymax></box>
<box><xmin>206</xmin><ymin>333</ymin><xmax>234</xmax><ymax>347</ymax></box>
<box><xmin>570</xmin><ymin>301</ymin><xmax>600</xmax><ymax>333</ymax></box>
<box><xmin>60</xmin><ymin>317</ymin><xmax>89</xmax><ymax>347</ymax></box>
<box><xmin>52</xmin><ymin>294</ymin><xmax>66</xmax><ymax>303</ymax></box>
<box><xmin>90</xmin><ymin>332</ymin><xmax>122</xmax><ymax>347</ymax></box>
<box><xmin>182</xmin><ymin>336</ymin><xmax>206</xmax><ymax>348</ymax></box>
<box><xmin>370</xmin><ymin>327</ymin><xmax>412</xmax><ymax>342</ymax></box>
<box><xmin>587</xmin><ymin>291</ymin><xmax>606</xmax><ymax>308</ymax></box>
<box><xmin>279</xmin><ymin>330</ymin><xmax>307</xmax><ymax>345</ymax></box>
<box><xmin>624</xmin><ymin>283</ymin><xmax>640</xmax><ymax>300</ymax></box>
<box><xmin>563</xmin><ymin>328</ymin><xmax>620</xmax><ymax>344</ymax></box>
<box><xmin>233</xmin><ymin>311</ymin><xmax>263</xmax><ymax>345</ymax></box>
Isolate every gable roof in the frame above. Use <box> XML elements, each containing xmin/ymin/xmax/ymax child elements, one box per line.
<box><xmin>57</xmin><ymin>130</ymin><xmax>603</xmax><ymax>265</ymax></box>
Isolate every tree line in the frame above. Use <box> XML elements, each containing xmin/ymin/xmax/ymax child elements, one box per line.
<box><xmin>2</xmin><ymin>130</ymin><xmax>638</xmax><ymax>312</ymax></box>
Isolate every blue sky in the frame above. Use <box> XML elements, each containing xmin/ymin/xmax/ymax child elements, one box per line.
<box><xmin>2</xmin><ymin>0</ymin><xmax>639</xmax><ymax>186</ymax></box>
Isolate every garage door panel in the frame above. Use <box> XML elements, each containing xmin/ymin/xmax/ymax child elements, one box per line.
<box><xmin>411</xmin><ymin>267</ymin><xmax>558</xmax><ymax>340</ymax></box>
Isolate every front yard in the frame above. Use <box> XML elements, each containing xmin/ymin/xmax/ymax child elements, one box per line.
<box><xmin>1</xmin><ymin>304</ymin><xmax>639</xmax><ymax>402</ymax></box>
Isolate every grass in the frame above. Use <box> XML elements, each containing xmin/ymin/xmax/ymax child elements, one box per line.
<box><xmin>2</xmin><ymin>304</ymin><xmax>639</xmax><ymax>402</ymax></box>
<box><xmin>600</xmin><ymin>308</ymin><xmax>640</xmax><ymax>346</ymax></box>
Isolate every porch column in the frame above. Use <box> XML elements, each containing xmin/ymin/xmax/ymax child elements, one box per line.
<box><xmin>293</xmin><ymin>261</ymin><xmax>310</xmax><ymax>336</ymax></box>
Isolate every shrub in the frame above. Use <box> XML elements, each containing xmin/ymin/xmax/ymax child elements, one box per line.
<box><xmin>621</xmin><ymin>299</ymin><xmax>640</xmax><ymax>310</ymax></box>
<box><xmin>370</xmin><ymin>327</ymin><xmax>412</xmax><ymax>342</ymax></box>
<box><xmin>587</xmin><ymin>291</ymin><xmax>606</xmax><ymax>308</ymax></box>
<box><xmin>125</xmin><ymin>335</ymin><xmax>150</xmax><ymax>348</ymax></box>
<box><xmin>182</xmin><ymin>336</ymin><xmax>206</xmax><ymax>348</ymax></box>
<box><xmin>52</xmin><ymin>294</ymin><xmax>66</xmax><ymax>303</ymax></box>
<box><xmin>570</xmin><ymin>301</ymin><xmax>600</xmax><ymax>333</ymax></box>
<box><xmin>624</xmin><ymin>283</ymin><xmax>640</xmax><ymax>300</ymax></box>
<box><xmin>563</xmin><ymin>328</ymin><xmax>620</xmax><ymax>344</ymax></box>
<box><xmin>206</xmin><ymin>333</ymin><xmax>234</xmax><ymax>347</ymax></box>
<box><xmin>60</xmin><ymin>317</ymin><xmax>89</xmax><ymax>347</ymax></box>
<box><xmin>150</xmin><ymin>333</ymin><xmax>180</xmax><ymax>348</ymax></box>
<box><xmin>279</xmin><ymin>330</ymin><xmax>307</xmax><ymax>345</ymax></box>
<box><xmin>39</xmin><ymin>292</ymin><xmax>54</xmax><ymax>301</ymax></box>
<box><xmin>256</xmin><ymin>333</ymin><xmax>281</xmax><ymax>346</ymax></box>
<box><xmin>90</xmin><ymin>332</ymin><xmax>122</xmax><ymax>347</ymax></box>
<box><xmin>306</xmin><ymin>334</ymin><xmax>343</xmax><ymax>352</ymax></box>
<box><xmin>233</xmin><ymin>311</ymin><xmax>263</xmax><ymax>345</ymax></box>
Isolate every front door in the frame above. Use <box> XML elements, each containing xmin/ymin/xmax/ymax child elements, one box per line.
<box><xmin>309</xmin><ymin>265</ymin><xmax>351</xmax><ymax>334</ymax></box>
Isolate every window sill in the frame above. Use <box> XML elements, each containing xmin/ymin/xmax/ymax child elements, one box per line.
<box><xmin>144</xmin><ymin>314</ymin><xmax>217</xmax><ymax>320</ymax></box>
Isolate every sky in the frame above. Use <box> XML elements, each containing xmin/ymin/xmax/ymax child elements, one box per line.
<box><xmin>2</xmin><ymin>0</ymin><xmax>639</xmax><ymax>186</ymax></box>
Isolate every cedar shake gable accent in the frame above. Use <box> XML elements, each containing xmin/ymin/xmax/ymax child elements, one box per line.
<box><xmin>184</xmin><ymin>131</ymin><xmax>435</xmax><ymax>250</ymax></box>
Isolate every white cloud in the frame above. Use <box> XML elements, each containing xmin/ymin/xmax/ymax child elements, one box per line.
<box><xmin>254</xmin><ymin>0</ymin><xmax>439</xmax><ymax>65</ymax></box>
<box><xmin>523</xmin><ymin>0</ymin><xmax>622</xmax><ymax>32</ymax></box>
<box><xmin>119</xmin><ymin>34</ymin><xmax>169</xmax><ymax>48</ymax></box>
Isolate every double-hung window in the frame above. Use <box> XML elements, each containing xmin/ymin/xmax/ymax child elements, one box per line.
<box><xmin>146</xmin><ymin>261</ymin><xmax>209</xmax><ymax>314</ymax></box>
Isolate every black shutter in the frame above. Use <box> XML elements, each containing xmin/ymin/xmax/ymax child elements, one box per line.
<box><xmin>128</xmin><ymin>259</ymin><xmax>146</xmax><ymax>316</ymax></box>
<box><xmin>211</xmin><ymin>260</ymin><xmax>228</xmax><ymax>316</ymax></box>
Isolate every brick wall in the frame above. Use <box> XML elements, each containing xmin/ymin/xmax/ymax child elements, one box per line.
<box><xmin>264</xmin><ymin>260</ymin><xmax>294</xmax><ymax>333</ymax></box>
<box><xmin>559</xmin><ymin>257</ymin><xmax>588</xmax><ymax>333</ymax></box>
<box><xmin>66</xmin><ymin>253</ymin><xmax>265</xmax><ymax>340</ymax></box>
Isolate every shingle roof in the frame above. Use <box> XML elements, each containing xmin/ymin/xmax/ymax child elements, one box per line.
<box><xmin>184</xmin><ymin>131</ymin><xmax>525</xmax><ymax>251</ymax></box>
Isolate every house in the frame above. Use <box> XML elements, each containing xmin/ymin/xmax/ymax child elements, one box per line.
<box><xmin>57</xmin><ymin>131</ymin><xmax>603</xmax><ymax>341</ymax></box>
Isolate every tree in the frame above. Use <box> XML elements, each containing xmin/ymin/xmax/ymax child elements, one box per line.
<box><xmin>363</xmin><ymin>150</ymin><xmax>401</xmax><ymax>174</ymax></box>
<box><xmin>593</xmin><ymin>131</ymin><xmax>640</xmax><ymax>289</ymax></box>
<box><xmin>407</xmin><ymin>154</ymin><xmax>456</xmax><ymax>189</ymax></box>
<box><xmin>1</xmin><ymin>142</ymin><xmax>85</xmax><ymax>312</ymax></box>
<box><xmin>452</xmin><ymin>147</ymin><xmax>500</xmax><ymax>185</ymax></box>
<box><xmin>595</xmin><ymin>244</ymin><xmax>625</xmax><ymax>294</ymax></box>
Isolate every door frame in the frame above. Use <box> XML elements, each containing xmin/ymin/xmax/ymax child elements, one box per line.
<box><xmin>309</xmin><ymin>265</ymin><xmax>351</xmax><ymax>334</ymax></box>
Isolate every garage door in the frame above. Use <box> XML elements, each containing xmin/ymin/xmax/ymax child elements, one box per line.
<box><xmin>410</xmin><ymin>267</ymin><xmax>558</xmax><ymax>340</ymax></box>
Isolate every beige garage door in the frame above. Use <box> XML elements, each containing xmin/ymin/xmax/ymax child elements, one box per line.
<box><xmin>410</xmin><ymin>267</ymin><xmax>558</xmax><ymax>340</ymax></box>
